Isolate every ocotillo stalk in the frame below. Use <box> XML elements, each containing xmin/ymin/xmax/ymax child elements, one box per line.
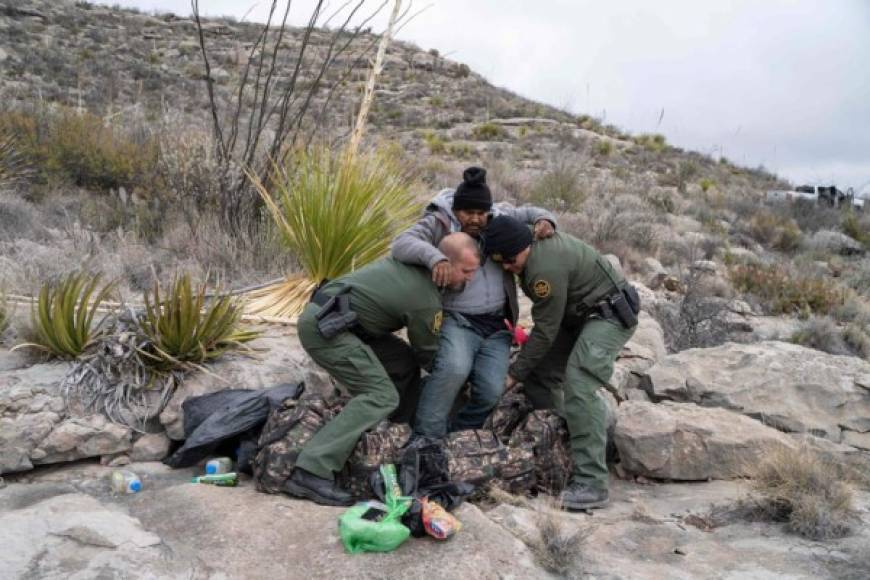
<box><xmin>347</xmin><ymin>0</ymin><xmax>402</xmax><ymax>160</ymax></box>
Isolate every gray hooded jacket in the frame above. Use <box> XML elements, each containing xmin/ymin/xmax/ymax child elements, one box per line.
<box><xmin>390</xmin><ymin>189</ymin><xmax>556</xmax><ymax>323</ymax></box>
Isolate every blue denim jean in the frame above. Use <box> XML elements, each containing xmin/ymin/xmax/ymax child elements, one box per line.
<box><xmin>414</xmin><ymin>312</ymin><xmax>512</xmax><ymax>437</ymax></box>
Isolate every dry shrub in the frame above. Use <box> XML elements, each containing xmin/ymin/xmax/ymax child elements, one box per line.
<box><xmin>530</xmin><ymin>502</ymin><xmax>587</xmax><ymax>578</ymax></box>
<box><xmin>790</xmin><ymin>316</ymin><xmax>851</xmax><ymax>356</ymax></box>
<box><xmin>729</xmin><ymin>262</ymin><xmax>846</xmax><ymax>316</ymax></box>
<box><xmin>526</xmin><ymin>159</ymin><xmax>585</xmax><ymax>211</ymax></box>
<box><xmin>747</xmin><ymin>445</ymin><xmax>857</xmax><ymax>540</ymax></box>
<box><xmin>747</xmin><ymin>210</ymin><xmax>803</xmax><ymax>252</ymax></box>
<box><xmin>566</xmin><ymin>193</ymin><xmax>663</xmax><ymax>256</ymax></box>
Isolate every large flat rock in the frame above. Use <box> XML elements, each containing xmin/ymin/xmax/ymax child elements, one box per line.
<box><xmin>643</xmin><ymin>341</ymin><xmax>870</xmax><ymax>443</ymax></box>
<box><xmin>614</xmin><ymin>401</ymin><xmax>795</xmax><ymax>480</ymax></box>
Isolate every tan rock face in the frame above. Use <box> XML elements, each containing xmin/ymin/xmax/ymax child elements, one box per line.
<box><xmin>33</xmin><ymin>416</ymin><xmax>132</xmax><ymax>465</ymax></box>
<box><xmin>614</xmin><ymin>400</ymin><xmax>794</xmax><ymax>480</ymax></box>
<box><xmin>643</xmin><ymin>341</ymin><xmax>870</xmax><ymax>444</ymax></box>
<box><xmin>131</xmin><ymin>432</ymin><xmax>171</xmax><ymax>462</ymax></box>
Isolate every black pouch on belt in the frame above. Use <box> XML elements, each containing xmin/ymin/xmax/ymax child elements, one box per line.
<box><xmin>313</xmin><ymin>288</ymin><xmax>358</xmax><ymax>339</ymax></box>
<box><xmin>608</xmin><ymin>286</ymin><xmax>640</xmax><ymax>329</ymax></box>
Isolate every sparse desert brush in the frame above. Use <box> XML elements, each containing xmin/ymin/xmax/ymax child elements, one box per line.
<box><xmin>746</xmin><ymin>445</ymin><xmax>856</xmax><ymax>540</ymax></box>
<box><xmin>632</xmin><ymin>133</ymin><xmax>667</xmax><ymax>153</ymax></box>
<box><xmin>527</xmin><ymin>160</ymin><xmax>585</xmax><ymax>212</ymax></box>
<box><xmin>747</xmin><ymin>210</ymin><xmax>803</xmax><ymax>252</ymax></box>
<box><xmin>790</xmin><ymin>316</ymin><xmax>850</xmax><ymax>356</ymax></box>
<box><xmin>472</xmin><ymin>122</ymin><xmax>507</xmax><ymax>141</ymax></box>
<box><xmin>594</xmin><ymin>140</ymin><xmax>613</xmax><ymax>156</ymax></box>
<box><xmin>699</xmin><ymin>177</ymin><xmax>716</xmax><ymax>193</ymax></box>
<box><xmin>423</xmin><ymin>131</ymin><xmax>447</xmax><ymax>154</ymax></box>
<box><xmin>841</xmin><ymin>210</ymin><xmax>870</xmax><ymax>248</ymax></box>
<box><xmin>729</xmin><ymin>262</ymin><xmax>846</xmax><ymax>316</ymax></box>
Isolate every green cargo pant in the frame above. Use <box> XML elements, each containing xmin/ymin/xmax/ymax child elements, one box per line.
<box><xmin>522</xmin><ymin>317</ymin><xmax>635</xmax><ymax>491</ymax></box>
<box><xmin>294</xmin><ymin>302</ymin><xmax>422</xmax><ymax>480</ymax></box>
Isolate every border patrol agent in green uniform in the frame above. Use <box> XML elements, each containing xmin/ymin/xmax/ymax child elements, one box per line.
<box><xmin>285</xmin><ymin>233</ymin><xmax>481</xmax><ymax>506</ymax></box>
<box><xmin>483</xmin><ymin>216</ymin><xmax>640</xmax><ymax>510</ymax></box>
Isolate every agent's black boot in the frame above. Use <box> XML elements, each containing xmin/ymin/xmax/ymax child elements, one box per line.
<box><xmin>284</xmin><ymin>468</ymin><xmax>354</xmax><ymax>507</ymax></box>
<box><xmin>560</xmin><ymin>481</ymin><xmax>609</xmax><ymax>510</ymax></box>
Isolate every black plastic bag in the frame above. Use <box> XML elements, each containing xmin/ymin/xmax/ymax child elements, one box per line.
<box><xmin>370</xmin><ymin>439</ymin><xmax>473</xmax><ymax>537</ymax></box>
<box><xmin>164</xmin><ymin>382</ymin><xmax>303</xmax><ymax>468</ymax></box>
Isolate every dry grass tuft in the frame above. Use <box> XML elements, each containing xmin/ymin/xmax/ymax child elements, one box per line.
<box><xmin>528</xmin><ymin>498</ymin><xmax>589</xmax><ymax>577</ymax></box>
<box><xmin>746</xmin><ymin>445</ymin><xmax>857</xmax><ymax>540</ymax></box>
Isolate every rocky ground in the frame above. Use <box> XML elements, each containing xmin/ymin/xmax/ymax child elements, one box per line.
<box><xmin>2</xmin><ymin>285</ymin><xmax>869</xmax><ymax>578</ymax></box>
<box><xmin>2</xmin><ymin>461</ymin><xmax>868</xmax><ymax>579</ymax></box>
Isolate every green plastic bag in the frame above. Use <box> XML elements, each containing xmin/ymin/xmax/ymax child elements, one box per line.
<box><xmin>339</xmin><ymin>464</ymin><xmax>412</xmax><ymax>553</ymax></box>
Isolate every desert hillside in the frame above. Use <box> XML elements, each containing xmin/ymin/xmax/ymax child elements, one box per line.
<box><xmin>0</xmin><ymin>3</ymin><xmax>869</xmax><ymax>579</ymax></box>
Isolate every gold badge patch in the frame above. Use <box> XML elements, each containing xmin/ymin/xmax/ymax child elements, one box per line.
<box><xmin>533</xmin><ymin>279</ymin><xmax>551</xmax><ymax>298</ymax></box>
<box><xmin>432</xmin><ymin>311</ymin><xmax>443</xmax><ymax>333</ymax></box>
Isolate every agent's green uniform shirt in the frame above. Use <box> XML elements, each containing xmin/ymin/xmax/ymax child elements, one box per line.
<box><xmin>510</xmin><ymin>232</ymin><xmax>620</xmax><ymax>381</ymax></box>
<box><xmin>319</xmin><ymin>258</ymin><xmax>443</xmax><ymax>370</ymax></box>
<box><xmin>510</xmin><ymin>232</ymin><xmax>635</xmax><ymax>491</ymax></box>
<box><xmin>295</xmin><ymin>258</ymin><xmax>443</xmax><ymax>481</ymax></box>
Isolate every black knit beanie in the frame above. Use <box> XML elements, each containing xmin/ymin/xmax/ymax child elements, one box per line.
<box><xmin>483</xmin><ymin>215</ymin><xmax>533</xmax><ymax>261</ymax></box>
<box><xmin>453</xmin><ymin>166</ymin><xmax>493</xmax><ymax>211</ymax></box>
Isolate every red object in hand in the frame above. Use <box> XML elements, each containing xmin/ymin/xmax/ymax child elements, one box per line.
<box><xmin>504</xmin><ymin>319</ymin><xmax>529</xmax><ymax>346</ymax></box>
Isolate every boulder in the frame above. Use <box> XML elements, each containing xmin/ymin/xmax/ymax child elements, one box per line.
<box><xmin>643</xmin><ymin>341</ymin><xmax>870</xmax><ymax>443</ymax></box>
<box><xmin>159</xmin><ymin>334</ymin><xmax>331</xmax><ymax>440</ymax></box>
<box><xmin>611</xmin><ymin>312</ymin><xmax>666</xmax><ymax>396</ymax></box>
<box><xmin>809</xmin><ymin>230</ymin><xmax>865</xmax><ymax>256</ymax></box>
<box><xmin>32</xmin><ymin>415</ymin><xmax>132</xmax><ymax>465</ymax></box>
<box><xmin>131</xmin><ymin>432</ymin><xmax>171</xmax><ymax>462</ymax></box>
<box><xmin>614</xmin><ymin>400</ymin><xmax>794</xmax><ymax>480</ymax></box>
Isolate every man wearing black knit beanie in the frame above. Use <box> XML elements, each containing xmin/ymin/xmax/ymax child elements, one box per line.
<box><xmin>483</xmin><ymin>215</ymin><xmax>640</xmax><ymax>511</ymax></box>
<box><xmin>391</xmin><ymin>167</ymin><xmax>557</xmax><ymax>441</ymax></box>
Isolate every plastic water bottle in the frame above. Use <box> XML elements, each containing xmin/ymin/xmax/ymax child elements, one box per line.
<box><xmin>205</xmin><ymin>457</ymin><xmax>233</xmax><ymax>475</ymax></box>
<box><xmin>110</xmin><ymin>470</ymin><xmax>142</xmax><ymax>494</ymax></box>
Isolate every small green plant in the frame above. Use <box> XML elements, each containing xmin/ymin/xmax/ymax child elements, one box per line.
<box><xmin>18</xmin><ymin>272</ymin><xmax>115</xmax><ymax>358</ymax></box>
<box><xmin>471</xmin><ymin>122</ymin><xmax>507</xmax><ymax>141</ymax></box>
<box><xmin>841</xmin><ymin>211</ymin><xmax>870</xmax><ymax>249</ymax></box>
<box><xmin>528</xmin><ymin>162</ymin><xmax>585</xmax><ymax>212</ymax></box>
<box><xmin>594</xmin><ymin>140</ymin><xmax>613</xmax><ymax>156</ymax></box>
<box><xmin>140</xmin><ymin>274</ymin><xmax>258</xmax><ymax>368</ymax></box>
<box><xmin>633</xmin><ymin>133</ymin><xmax>668</xmax><ymax>153</ymax></box>
<box><xmin>699</xmin><ymin>177</ymin><xmax>716</xmax><ymax>193</ymax></box>
<box><xmin>423</xmin><ymin>131</ymin><xmax>447</xmax><ymax>154</ymax></box>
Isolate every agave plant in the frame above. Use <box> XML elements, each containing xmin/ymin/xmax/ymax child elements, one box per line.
<box><xmin>140</xmin><ymin>274</ymin><xmax>258</xmax><ymax>369</ymax></box>
<box><xmin>246</xmin><ymin>146</ymin><xmax>420</xmax><ymax>317</ymax></box>
<box><xmin>16</xmin><ymin>272</ymin><xmax>115</xmax><ymax>359</ymax></box>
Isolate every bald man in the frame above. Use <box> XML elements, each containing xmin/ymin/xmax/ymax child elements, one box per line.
<box><xmin>286</xmin><ymin>233</ymin><xmax>480</xmax><ymax>506</ymax></box>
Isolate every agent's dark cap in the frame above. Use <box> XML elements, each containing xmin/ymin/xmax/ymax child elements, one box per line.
<box><xmin>483</xmin><ymin>215</ymin><xmax>533</xmax><ymax>262</ymax></box>
<box><xmin>453</xmin><ymin>166</ymin><xmax>493</xmax><ymax>212</ymax></box>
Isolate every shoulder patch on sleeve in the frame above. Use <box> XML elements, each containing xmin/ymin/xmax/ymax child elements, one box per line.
<box><xmin>432</xmin><ymin>310</ymin><xmax>443</xmax><ymax>333</ymax></box>
<box><xmin>533</xmin><ymin>279</ymin><xmax>551</xmax><ymax>298</ymax></box>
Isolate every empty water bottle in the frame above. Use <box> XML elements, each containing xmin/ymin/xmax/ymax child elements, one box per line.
<box><xmin>110</xmin><ymin>470</ymin><xmax>142</xmax><ymax>494</ymax></box>
<box><xmin>205</xmin><ymin>457</ymin><xmax>233</xmax><ymax>475</ymax></box>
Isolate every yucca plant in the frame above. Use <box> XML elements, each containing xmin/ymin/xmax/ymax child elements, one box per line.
<box><xmin>246</xmin><ymin>146</ymin><xmax>420</xmax><ymax>317</ymax></box>
<box><xmin>16</xmin><ymin>272</ymin><xmax>115</xmax><ymax>358</ymax></box>
<box><xmin>140</xmin><ymin>274</ymin><xmax>259</xmax><ymax>369</ymax></box>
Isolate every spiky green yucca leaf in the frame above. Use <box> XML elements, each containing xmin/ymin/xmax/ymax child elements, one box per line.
<box><xmin>247</xmin><ymin>147</ymin><xmax>420</xmax><ymax>316</ymax></box>
<box><xmin>18</xmin><ymin>272</ymin><xmax>114</xmax><ymax>358</ymax></box>
<box><xmin>141</xmin><ymin>274</ymin><xmax>258</xmax><ymax>368</ymax></box>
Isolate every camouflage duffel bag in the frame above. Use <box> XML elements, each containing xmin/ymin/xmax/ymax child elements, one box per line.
<box><xmin>483</xmin><ymin>386</ymin><xmax>533</xmax><ymax>443</ymax></box>
<box><xmin>337</xmin><ymin>421</ymin><xmax>411</xmax><ymax>499</ymax></box>
<box><xmin>508</xmin><ymin>410</ymin><xmax>573</xmax><ymax>494</ymax></box>
<box><xmin>253</xmin><ymin>394</ymin><xmax>345</xmax><ymax>494</ymax></box>
<box><xmin>446</xmin><ymin>429</ymin><xmax>535</xmax><ymax>494</ymax></box>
